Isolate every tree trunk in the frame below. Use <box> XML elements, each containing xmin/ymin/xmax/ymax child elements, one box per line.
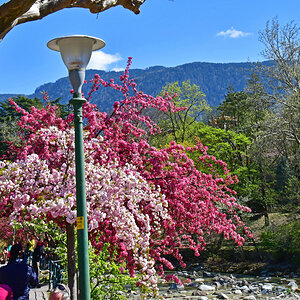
<box><xmin>263</xmin><ymin>208</ymin><xmax>270</xmax><ymax>227</ymax></box>
<box><xmin>66</xmin><ymin>223</ymin><xmax>77</xmax><ymax>300</ymax></box>
<box><xmin>214</xmin><ymin>233</ymin><xmax>224</xmax><ymax>254</ymax></box>
<box><xmin>259</xmin><ymin>162</ymin><xmax>269</xmax><ymax>227</ymax></box>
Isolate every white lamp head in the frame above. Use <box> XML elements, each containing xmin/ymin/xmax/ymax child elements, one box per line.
<box><xmin>47</xmin><ymin>35</ymin><xmax>105</xmax><ymax>71</ymax></box>
<box><xmin>47</xmin><ymin>35</ymin><xmax>105</xmax><ymax>97</ymax></box>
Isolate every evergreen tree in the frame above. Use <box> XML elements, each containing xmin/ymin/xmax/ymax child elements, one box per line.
<box><xmin>0</xmin><ymin>96</ymin><xmax>44</xmax><ymax>155</ymax></box>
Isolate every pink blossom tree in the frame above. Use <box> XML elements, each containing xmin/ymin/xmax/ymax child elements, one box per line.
<box><xmin>0</xmin><ymin>125</ymin><xmax>169</xmax><ymax>293</ymax></box>
<box><xmin>0</xmin><ymin>58</ymin><xmax>252</xmax><ymax>296</ymax></box>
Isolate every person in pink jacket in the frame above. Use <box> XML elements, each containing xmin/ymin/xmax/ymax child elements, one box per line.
<box><xmin>0</xmin><ymin>284</ymin><xmax>13</xmax><ymax>300</ymax></box>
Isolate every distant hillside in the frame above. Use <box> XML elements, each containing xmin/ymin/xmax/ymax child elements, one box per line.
<box><xmin>0</xmin><ymin>61</ymin><xmax>269</xmax><ymax>110</ymax></box>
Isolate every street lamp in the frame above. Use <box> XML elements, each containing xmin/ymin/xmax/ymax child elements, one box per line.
<box><xmin>47</xmin><ymin>35</ymin><xmax>105</xmax><ymax>299</ymax></box>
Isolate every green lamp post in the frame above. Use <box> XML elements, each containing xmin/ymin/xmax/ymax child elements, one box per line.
<box><xmin>47</xmin><ymin>35</ymin><xmax>105</xmax><ymax>299</ymax></box>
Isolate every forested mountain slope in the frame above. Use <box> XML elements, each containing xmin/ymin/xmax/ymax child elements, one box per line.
<box><xmin>0</xmin><ymin>61</ymin><xmax>271</xmax><ymax>109</ymax></box>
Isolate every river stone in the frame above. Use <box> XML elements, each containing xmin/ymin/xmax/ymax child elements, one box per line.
<box><xmin>242</xmin><ymin>279</ymin><xmax>249</xmax><ymax>285</ymax></box>
<box><xmin>236</xmin><ymin>280</ymin><xmax>243</xmax><ymax>286</ymax></box>
<box><xmin>288</xmin><ymin>281</ymin><xmax>298</xmax><ymax>291</ymax></box>
<box><xmin>169</xmin><ymin>283</ymin><xmax>178</xmax><ymax>290</ymax></box>
<box><xmin>213</xmin><ymin>281</ymin><xmax>222</xmax><ymax>289</ymax></box>
<box><xmin>276</xmin><ymin>285</ymin><xmax>287</xmax><ymax>292</ymax></box>
<box><xmin>216</xmin><ymin>293</ymin><xmax>229</xmax><ymax>299</ymax></box>
<box><xmin>192</xmin><ymin>290</ymin><xmax>208</xmax><ymax>296</ymax></box>
<box><xmin>240</xmin><ymin>285</ymin><xmax>250</xmax><ymax>292</ymax></box>
<box><xmin>187</xmin><ymin>282</ymin><xmax>197</xmax><ymax>287</ymax></box>
<box><xmin>248</xmin><ymin>285</ymin><xmax>260</xmax><ymax>293</ymax></box>
<box><xmin>199</xmin><ymin>297</ymin><xmax>208</xmax><ymax>300</ymax></box>
<box><xmin>203</xmin><ymin>271</ymin><xmax>214</xmax><ymax>277</ymax></box>
<box><xmin>195</xmin><ymin>277</ymin><xmax>204</xmax><ymax>282</ymax></box>
<box><xmin>243</xmin><ymin>296</ymin><xmax>257</xmax><ymax>300</ymax></box>
<box><xmin>169</xmin><ymin>283</ymin><xmax>184</xmax><ymax>290</ymax></box>
<box><xmin>198</xmin><ymin>284</ymin><xmax>215</xmax><ymax>291</ymax></box>
<box><xmin>277</xmin><ymin>293</ymin><xmax>286</xmax><ymax>298</ymax></box>
<box><xmin>262</xmin><ymin>283</ymin><xmax>273</xmax><ymax>291</ymax></box>
<box><xmin>193</xmin><ymin>264</ymin><xmax>203</xmax><ymax>271</ymax></box>
<box><xmin>220</xmin><ymin>275</ymin><xmax>231</xmax><ymax>282</ymax></box>
<box><xmin>233</xmin><ymin>289</ymin><xmax>242</xmax><ymax>294</ymax></box>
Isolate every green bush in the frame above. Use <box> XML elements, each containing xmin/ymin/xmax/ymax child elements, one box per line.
<box><xmin>89</xmin><ymin>244</ymin><xmax>137</xmax><ymax>300</ymax></box>
<box><xmin>260</xmin><ymin>220</ymin><xmax>300</xmax><ymax>264</ymax></box>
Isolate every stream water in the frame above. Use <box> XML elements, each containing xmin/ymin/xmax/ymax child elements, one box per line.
<box><xmin>126</xmin><ymin>270</ymin><xmax>300</xmax><ymax>299</ymax></box>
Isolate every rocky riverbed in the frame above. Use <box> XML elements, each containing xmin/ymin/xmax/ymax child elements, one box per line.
<box><xmin>126</xmin><ymin>268</ymin><xmax>300</xmax><ymax>299</ymax></box>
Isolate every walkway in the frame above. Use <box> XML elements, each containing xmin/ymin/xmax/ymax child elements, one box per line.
<box><xmin>29</xmin><ymin>284</ymin><xmax>49</xmax><ymax>300</ymax></box>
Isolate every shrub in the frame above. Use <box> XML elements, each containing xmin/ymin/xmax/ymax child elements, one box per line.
<box><xmin>260</xmin><ymin>220</ymin><xmax>300</xmax><ymax>264</ymax></box>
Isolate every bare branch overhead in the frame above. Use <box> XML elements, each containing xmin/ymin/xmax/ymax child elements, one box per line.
<box><xmin>0</xmin><ymin>0</ymin><xmax>146</xmax><ymax>41</ymax></box>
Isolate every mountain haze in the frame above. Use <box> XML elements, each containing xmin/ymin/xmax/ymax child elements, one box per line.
<box><xmin>0</xmin><ymin>61</ymin><xmax>266</xmax><ymax>110</ymax></box>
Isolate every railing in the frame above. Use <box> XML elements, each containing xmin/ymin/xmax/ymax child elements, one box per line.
<box><xmin>25</xmin><ymin>250</ymin><xmax>65</xmax><ymax>290</ymax></box>
<box><xmin>48</xmin><ymin>259</ymin><xmax>64</xmax><ymax>290</ymax></box>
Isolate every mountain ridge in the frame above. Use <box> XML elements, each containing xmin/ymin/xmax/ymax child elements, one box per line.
<box><xmin>0</xmin><ymin>61</ymin><xmax>269</xmax><ymax>109</ymax></box>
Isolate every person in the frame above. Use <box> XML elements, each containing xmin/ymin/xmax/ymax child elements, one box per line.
<box><xmin>32</xmin><ymin>240</ymin><xmax>44</xmax><ymax>281</ymax></box>
<box><xmin>0</xmin><ymin>248</ymin><xmax>8</xmax><ymax>264</ymax></box>
<box><xmin>0</xmin><ymin>244</ymin><xmax>38</xmax><ymax>300</ymax></box>
<box><xmin>24</xmin><ymin>236</ymin><xmax>35</xmax><ymax>265</ymax></box>
<box><xmin>0</xmin><ymin>284</ymin><xmax>13</xmax><ymax>300</ymax></box>
<box><xmin>6</xmin><ymin>246</ymin><xmax>11</xmax><ymax>261</ymax></box>
<box><xmin>49</xmin><ymin>284</ymin><xmax>70</xmax><ymax>300</ymax></box>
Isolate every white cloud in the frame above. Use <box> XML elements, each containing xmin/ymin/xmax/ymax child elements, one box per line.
<box><xmin>111</xmin><ymin>67</ymin><xmax>125</xmax><ymax>72</ymax></box>
<box><xmin>87</xmin><ymin>51</ymin><xmax>122</xmax><ymax>70</ymax></box>
<box><xmin>217</xmin><ymin>27</ymin><xmax>252</xmax><ymax>38</ymax></box>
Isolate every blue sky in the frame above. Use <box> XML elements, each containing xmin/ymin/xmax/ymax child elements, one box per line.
<box><xmin>0</xmin><ymin>0</ymin><xmax>299</xmax><ymax>94</ymax></box>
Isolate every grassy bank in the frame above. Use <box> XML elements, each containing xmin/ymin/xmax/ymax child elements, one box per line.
<box><xmin>169</xmin><ymin>213</ymin><xmax>300</xmax><ymax>276</ymax></box>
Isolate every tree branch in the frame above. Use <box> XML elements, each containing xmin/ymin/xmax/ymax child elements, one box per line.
<box><xmin>0</xmin><ymin>0</ymin><xmax>146</xmax><ymax>41</ymax></box>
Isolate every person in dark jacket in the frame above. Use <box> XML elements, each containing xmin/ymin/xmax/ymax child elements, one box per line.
<box><xmin>32</xmin><ymin>241</ymin><xmax>44</xmax><ymax>281</ymax></box>
<box><xmin>0</xmin><ymin>244</ymin><xmax>38</xmax><ymax>300</ymax></box>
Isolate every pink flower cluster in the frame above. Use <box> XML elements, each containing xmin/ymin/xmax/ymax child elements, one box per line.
<box><xmin>0</xmin><ymin>58</ymin><xmax>252</xmax><ymax>290</ymax></box>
